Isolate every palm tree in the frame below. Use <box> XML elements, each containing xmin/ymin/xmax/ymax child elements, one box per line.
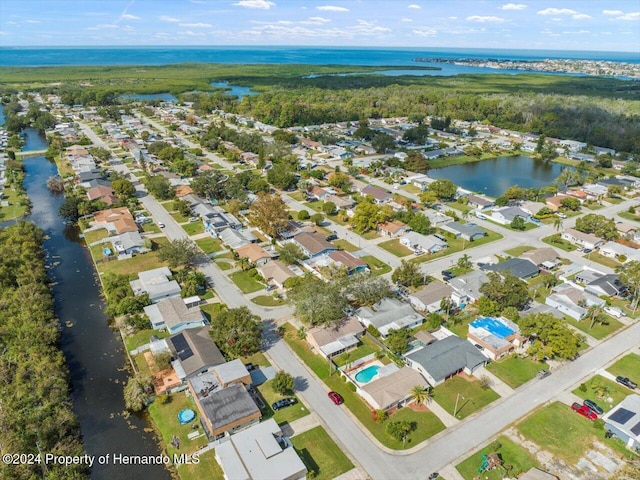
<box><xmin>238</xmin><ymin>257</ymin><xmax>250</xmax><ymax>272</ymax></box>
<box><xmin>587</xmin><ymin>304</ymin><xmax>605</xmax><ymax>329</ymax></box>
<box><xmin>410</xmin><ymin>385</ymin><xmax>432</xmax><ymax>405</ymax></box>
<box><xmin>553</xmin><ymin>217</ymin><xmax>563</xmax><ymax>232</ymax></box>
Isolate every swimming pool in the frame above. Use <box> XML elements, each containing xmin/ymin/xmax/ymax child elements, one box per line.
<box><xmin>355</xmin><ymin>365</ymin><xmax>381</xmax><ymax>384</ymax></box>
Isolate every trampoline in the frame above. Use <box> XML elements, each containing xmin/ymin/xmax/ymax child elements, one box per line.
<box><xmin>178</xmin><ymin>409</ymin><xmax>196</xmax><ymax>425</ymax></box>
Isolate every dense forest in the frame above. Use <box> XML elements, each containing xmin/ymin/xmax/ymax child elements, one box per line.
<box><xmin>0</xmin><ymin>222</ymin><xmax>87</xmax><ymax>480</ymax></box>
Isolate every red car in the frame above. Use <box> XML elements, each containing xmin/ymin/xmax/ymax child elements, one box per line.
<box><xmin>571</xmin><ymin>402</ymin><xmax>597</xmax><ymax>420</ymax></box>
<box><xmin>328</xmin><ymin>391</ymin><xmax>343</xmax><ymax>405</ymax></box>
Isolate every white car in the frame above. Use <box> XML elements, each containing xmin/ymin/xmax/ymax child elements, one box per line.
<box><xmin>604</xmin><ymin>306</ymin><xmax>623</xmax><ymax>318</ymax></box>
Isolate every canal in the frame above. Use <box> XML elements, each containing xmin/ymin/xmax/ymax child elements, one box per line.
<box><xmin>17</xmin><ymin>128</ymin><xmax>171</xmax><ymax>480</ymax></box>
<box><xmin>429</xmin><ymin>155</ymin><xmax>569</xmax><ymax>198</ymax></box>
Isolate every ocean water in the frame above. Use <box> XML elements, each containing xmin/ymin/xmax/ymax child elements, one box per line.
<box><xmin>1</xmin><ymin>46</ymin><xmax>638</xmax><ymax>68</ymax></box>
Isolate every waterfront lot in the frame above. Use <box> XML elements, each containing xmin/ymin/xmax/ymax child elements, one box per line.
<box><xmin>176</xmin><ymin>450</ymin><xmax>223</xmax><ymax>480</ymax></box>
<box><xmin>291</xmin><ymin>426</ymin><xmax>354</xmax><ymax>480</ymax></box>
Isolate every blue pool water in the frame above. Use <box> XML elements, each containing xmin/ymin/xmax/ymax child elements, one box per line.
<box><xmin>355</xmin><ymin>365</ymin><xmax>381</xmax><ymax>384</ymax></box>
<box><xmin>470</xmin><ymin>317</ymin><xmax>515</xmax><ymax>339</ymax></box>
<box><xmin>178</xmin><ymin>409</ymin><xmax>196</xmax><ymax>425</ymax></box>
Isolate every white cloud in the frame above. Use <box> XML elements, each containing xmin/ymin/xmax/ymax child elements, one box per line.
<box><xmin>602</xmin><ymin>10</ymin><xmax>623</xmax><ymax>15</ymax></box>
<box><xmin>159</xmin><ymin>15</ymin><xmax>180</xmax><ymax>22</ymax></box>
<box><xmin>614</xmin><ymin>11</ymin><xmax>640</xmax><ymax>21</ymax></box>
<box><xmin>408</xmin><ymin>4</ymin><xmax>421</xmax><ymax>9</ymax></box>
<box><xmin>537</xmin><ymin>8</ymin><xmax>590</xmax><ymax>19</ymax></box>
<box><xmin>26</xmin><ymin>19</ymin><xmax>41</xmax><ymax>24</ymax></box>
<box><xmin>317</xmin><ymin>5</ymin><xmax>349</xmax><ymax>12</ymax></box>
<box><xmin>182</xmin><ymin>30</ymin><xmax>206</xmax><ymax>37</ymax></box>
<box><xmin>302</xmin><ymin>17</ymin><xmax>331</xmax><ymax>24</ymax></box>
<box><xmin>467</xmin><ymin>15</ymin><xmax>506</xmax><ymax>23</ymax></box>
<box><xmin>562</xmin><ymin>30</ymin><xmax>590</xmax><ymax>34</ymax></box>
<box><xmin>412</xmin><ymin>28</ymin><xmax>437</xmax><ymax>37</ymax></box>
<box><xmin>120</xmin><ymin>14</ymin><xmax>140</xmax><ymax>20</ymax></box>
<box><xmin>233</xmin><ymin>0</ymin><xmax>275</xmax><ymax>9</ymax></box>
<box><xmin>499</xmin><ymin>3</ymin><xmax>527</xmax><ymax>10</ymax></box>
<box><xmin>179</xmin><ymin>22</ymin><xmax>213</xmax><ymax>28</ymax></box>
<box><xmin>401</xmin><ymin>18</ymin><xmax>413</xmax><ymax>22</ymax></box>
<box><xmin>448</xmin><ymin>16</ymin><xmax>458</xmax><ymax>19</ymax></box>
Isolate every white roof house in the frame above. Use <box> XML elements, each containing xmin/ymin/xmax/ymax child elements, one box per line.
<box><xmin>215</xmin><ymin>418</ymin><xmax>307</xmax><ymax>480</ymax></box>
<box><xmin>355</xmin><ymin>298</ymin><xmax>423</xmax><ymax>337</ymax></box>
<box><xmin>599</xmin><ymin>241</ymin><xmax>640</xmax><ymax>263</ymax></box>
<box><xmin>129</xmin><ymin>267</ymin><xmax>181</xmax><ymax>303</ymax></box>
<box><xmin>144</xmin><ymin>297</ymin><xmax>206</xmax><ymax>334</ymax></box>
<box><xmin>400</xmin><ymin>232</ymin><xmax>448</xmax><ymax>255</ymax></box>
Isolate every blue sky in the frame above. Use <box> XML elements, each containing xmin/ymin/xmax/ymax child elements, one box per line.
<box><xmin>1</xmin><ymin>0</ymin><xmax>639</xmax><ymax>52</ymax></box>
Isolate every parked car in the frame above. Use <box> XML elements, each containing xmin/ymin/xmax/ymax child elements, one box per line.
<box><xmin>328</xmin><ymin>391</ymin><xmax>343</xmax><ymax>405</ymax></box>
<box><xmin>537</xmin><ymin>370</ymin><xmax>551</xmax><ymax>379</ymax></box>
<box><xmin>158</xmin><ymin>222</ymin><xmax>165</xmax><ymax>228</ymax></box>
<box><xmin>616</xmin><ymin>376</ymin><xmax>638</xmax><ymax>389</ymax></box>
<box><xmin>557</xmin><ymin>212</ymin><xmax>567</xmax><ymax>219</ymax></box>
<box><xmin>326</xmin><ymin>234</ymin><xmax>338</xmax><ymax>241</ymax></box>
<box><xmin>441</xmin><ymin>270</ymin><xmax>455</xmax><ymax>280</ymax></box>
<box><xmin>189</xmin><ymin>217</ymin><xmax>199</xmax><ymax>223</ymax></box>
<box><xmin>571</xmin><ymin>402</ymin><xmax>598</xmax><ymax>420</ymax></box>
<box><xmin>583</xmin><ymin>399</ymin><xmax>604</xmax><ymax>415</ymax></box>
<box><xmin>271</xmin><ymin>398</ymin><xmax>296</xmax><ymax>411</ymax></box>
<box><xmin>474</xmin><ymin>343</ymin><xmax>484</xmax><ymax>351</ymax></box>
<box><xmin>604</xmin><ymin>306</ymin><xmax>624</xmax><ymax>318</ymax></box>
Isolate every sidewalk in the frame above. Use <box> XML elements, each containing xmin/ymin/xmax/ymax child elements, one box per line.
<box><xmin>426</xmin><ymin>400</ymin><xmax>459</xmax><ymax>428</ymax></box>
<box><xmin>472</xmin><ymin>366</ymin><xmax>514</xmax><ymax>398</ymax></box>
<box><xmin>288</xmin><ymin>412</ymin><xmax>321</xmax><ymax>436</ymax></box>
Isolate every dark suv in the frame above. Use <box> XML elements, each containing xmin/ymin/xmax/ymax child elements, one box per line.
<box><xmin>271</xmin><ymin>398</ymin><xmax>297</xmax><ymax>411</ymax></box>
<box><xmin>583</xmin><ymin>399</ymin><xmax>604</xmax><ymax>415</ymax></box>
<box><xmin>616</xmin><ymin>376</ymin><xmax>638</xmax><ymax>389</ymax></box>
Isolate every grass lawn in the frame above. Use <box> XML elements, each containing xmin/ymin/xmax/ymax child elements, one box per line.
<box><xmin>171</xmin><ymin>211</ymin><xmax>189</xmax><ymax>223</ymax></box>
<box><xmin>572</xmin><ymin>375</ymin><xmax>636</xmax><ymax>412</ymax></box>
<box><xmin>256</xmin><ymin>379</ymin><xmax>310</xmax><ymax>425</ymax></box>
<box><xmin>176</xmin><ymin>450</ymin><xmax>224</xmax><ymax>480</ymax></box>
<box><xmin>433</xmin><ymin>376</ymin><xmax>500</xmax><ymax>419</ymax></box>
<box><xmin>606</xmin><ymin>353</ymin><xmax>640</xmax><ymax>380</ymax></box>
<box><xmin>200</xmin><ymin>302</ymin><xmax>226</xmax><ymax>322</ymax></box>
<box><xmin>97</xmin><ymin>244</ymin><xmax>169</xmax><ymax>275</ymax></box>
<box><xmin>304</xmin><ymin>200</ymin><xmax>325</xmax><ymax>212</ymax></box>
<box><xmin>142</xmin><ymin>222</ymin><xmax>161</xmax><ymax>234</ymax></box>
<box><xmin>379</xmin><ymin>238</ymin><xmax>413</xmax><ymax>257</ymax></box>
<box><xmin>333</xmin><ymin>238</ymin><xmax>359</xmax><ymax>252</ymax></box>
<box><xmin>563</xmin><ymin>315</ymin><xmax>624</xmax><ymax>340</ymax></box>
<box><xmin>124</xmin><ymin>328</ymin><xmax>170</xmax><ymax>352</ymax></box>
<box><xmin>83</xmin><ymin>228</ymin><xmax>110</xmax><ymax>244</ymax></box>
<box><xmin>411</xmin><ymin>230</ymin><xmax>503</xmax><ymax>264</ymax></box>
<box><xmin>587</xmin><ymin>252</ymin><xmax>620</xmax><ymax>269</ymax></box>
<box><xmin>486</xmin><ymin>356</ymin><xmax>548</xmax><ymax>389</ymax></box>
<box><xmin>361</xmin><ymin>230</ymin><xmax>380</xmax><ymax>240</ymax></box>
<box><xmin>281</xmin><ymin>324</ymin><xmax>445</xmax><ymax>449</ymax></box>
<box><xmin>327</xmin><ymin>213</ymin><xmax>350</xmax><ymax>226</ymax></box>
<box><xmin>333</xmin><ymin>335</ymin><xmax>381</xmax><ymax>367</ymax></box>
<box><xmin>251</xmin><ymin>295</ymin><xmax>287</xmax><ymax>307</ymax></box>
<box><xmin>617</xmin><ymin>210</ymin><xmax>640</xmax><ymax>223</ymax></box>
<box><xmin>229</xmin><ymin>271</ymin><xmax>265</xmax><ymax>293</ymax></box>
<box><xmin>401</xmin><ymin>184</ymin><xmax>422</xmax><ymax>194</ymax></box>
<box><xmin>240</xmin><ymin>351</ymin><xmax>271</xmax><ymax>367</ymax></box>
<box><xmin>183</xmin><ymin>222</ymin><xmax>204</xmax><ymax>236</ymax></box>
<box><xmin>216</xmin><ymin>260</ymin><xmax>233</xmax><ymax>271</ymax></box>
<box><xmin>504</xmin><ymin>245</ymin><xmax>535</xmax><ymax>257</ymax></box>
<box><xmin>456</xmin><ymin>435</ymin><xmax>539</xmax><ymax>480</ymax></box>
<box><xmin>0</xmin><ymin>187</ymin><xmax>28</xmax><ymax>221</ymax></box>
<box><xmin>148</xmin><ymin>393</ymin><xmax>209</xmax><ymax>458</ymax></box>
<box><xmin>196</xmin><ymin>237</ymin><xmax>223</xmax><ymax>254</ymax></box>
<box><xmin>446</xmin><ymin>202</ymin><xmax>474</xmax><ymax>213</ymax></box>
<box><xmin>517</xmin><ymin>401</ymin><xmax>634</xmax><ymax>464</ymax></box>
<box><xmin>361</xmin><ymin>255</ymin><xmax>392</xmax><ymax>276</ymax></box>
<box><xmin>446</xmin><ymin>310</ymin><xmax>478</xmax><ymax>338</ymax></box>
<box><xmin>288</xmin><ymin>191</ymin><xmax>305</xmax><ymax>202</ymax></box>
<box><xmin>542</xmin><ymin>234</ymin><xmax>577</xmax><ymax>252</ymax></box>
<box><xmin>132</xmin><ymin>352</ymin><xmax>152</xmax><ymax>378</ymax></box>
<box><xmin>291</xmin><ymin>427</ymin><xmax>354</xmax><ymax>480</ymax></box>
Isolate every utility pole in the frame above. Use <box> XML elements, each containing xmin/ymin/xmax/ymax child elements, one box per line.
<box><xmin>454</xmin><ymin>393</ymin><xmax>465</xmax><ymax>418</ymax></box>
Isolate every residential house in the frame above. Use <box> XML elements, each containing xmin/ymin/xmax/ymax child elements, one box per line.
<box><xmin>545</xmin><ymin>283</ymin><xmax>605</xmax><ymax>320</ymax></box>
<box><xmin>110</xmin><ymin>231</ymin><xmax>149</xmax><ymax>257</ymax></box>
<box><xmin>616</xmin><ymin>222</ymin><xmax>637</xmax><ymax>239</ymax></box>
<box><xmin>582</xmin><ymin>183</ymin><xmax>608</xmax><ymax>199</ymax></box>
<box><xmin>602</xmin><ymin>394</ymin><xmax>640</xmax><ymax>451</ymax></box>
<box><xmin>467</xmin><ymin>195</ymin><xmax>494</xmax><ymax>210</ymax></box>
<box><xmin>257</xmin><ymin>260</ymin><xmax>296</xmax><ymax>289</ymax></box>
<box><xmin>403</xmin><ymin>335</ymin><xmax>488</xmax><ymax>386</ymax></box>
<box><xmin>306</xmin><ymin>317</ymin><xmax>365</xmax><ymax>358</ymax></box>
<box><xmin>468</xmin><ymin>317</ymin><xmax>525</xmax><ymax>360</ymax></box>
<box><xmin>422</xmin><ymin>209</ymin><xmax>453</xmax><ymax>228</ymax></box>
<box><xmin>215</xmin><ymin>418</ymin><xmax>307</xmax><ymax>480</ymax></box>
<box><xmin>130</xmin><ymin>267</ymin><xmax>181</xmax><ymax>303</ymax></box>
<box><xmin>440</xmin><ymin>222</ymin><xmax>487</xmax><ymax>241</ymax></box>
<box><xmin>193</xmin><ymin>204</ymin><xmax>242</xmax><ymax>233</ymax></box>
<box><xmin>520</xmin><ymin>247</ymin><xmax>561</xmax><ymax>270</ymax></box>
<box><xmin>355</xmin><ymin>298</ymin><xmax>423</xmax><ymax>338</ymax></box>
<box><xmin>292</xmin><ymin>232</ymin><xmax>338</xmax><ymax>259</ymax></box>
<box><xmin>325</xmin><ymin>194</ymin><xmax>355</xmax><ymax>210</ymax></box>
<box><xmin>561</xmin><ymin>228</ymin><xmax>604</xmax><ymax>251</ymax></box>
<box><xmin>564</xmin><ymin>189</ymin><xmax>588</xmax><ymax>203</ymax></box>
<box><xmin>585</xmin><ymin>273</ymin><xmax>627</xmax><ymax>298</ymax></box>
<box><xmin>174</xmin><ymin>185</ymin><xmax>194</xmax><ymax>198</ymax></box>
<box><xmin>409</xmin><ymin>281</ymin><xmax>454</xmax><ymax>313</ymax></box>
<box><xmin>545</xmin><ymin>195</ymin><xmax>567</xmax><ymax>212</ymax></box>
<box><xmin>219</xmin><ymin>228</ymin><xmax>257</xmax><ymax>250</ymax></box>
<box><xmin>599</xmin><ymin>241</ymin><xmax>640</xmax><ymax>264</ymax></box>
<box><xmin>448</xmin><ymin>270</ymin><xmax>490</xmax><ymax>304</ymax></box>
<box><xmin>377</xmin><ymin>220</ymin><xmax>410</xmax><ymax>238</ymax></box>
<box><xmin>400</xmin><ymin>232</ymin><xmax>448</xmax><ymax>255</ymax></box>
<box><xmin>93</xmin><ymin>207</ymin><xmax>139</xmax><ymax>235</ymax></box>
<box><xmin>235</xmin><ymin>243</ymin><xmax>275</xmax><ymax>266</ymax></box>
<box><xmin>483</xmin><ymin>258</ymin><xmax>539</xmax><ymax>280</ymax></box>
<box><xmin>308</xmin><ymin>185</ymin><xmax>329</xmax><ymax>201</ymax></box>
<box><xmin>490</xmin><ymin>206</ymin><xmax>530</xmax><ymax>225</ymax></box>
<box><xmin>361</xmin><ymin>185</ymin><xmax>393</xmax><ymax>204</ymax></box>
<box><xmin>77</xmin><ymin>169</ymin><xmax>103</xmax><ymax>187</ymax></box>
<box><xmin>188</xmin><ymin>371</ymin><xmax>261</xmax><ymax>440</ymax></box>
<box><xmin>358</xmin><ymin>365</ymin><xmax>429</xmax><ymax>411</ymax></box>
<box><xmin>144</xmin><ymin>297</ymin><xmax>206</xmax><ymax>334</ymax></box>
<box><xmin>327</xmin><ymin>250</ymin><xmax>369</xmax><ymax>274</ymax></box>
<box><xmin>167</xmin><ymin>326</ymin><xmax>226</xmax><ymax>381</ymax></box>
<box><xmin>86</xmin><ymin>185</ymin><xmax>118</xmax><ymax>205</ymax></box>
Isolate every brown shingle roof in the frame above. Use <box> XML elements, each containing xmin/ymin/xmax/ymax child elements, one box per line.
<box><xmin>328</xmin><ymin>250</ymin><xmax>367</xmax><ymax>269</ymax></box>
<box><xmin>235</xmin><ymin>243</ymin><xmax>273</xmax><ymax>263</ymax></box>
<box><xmin>294</xmin><ymin>232</ymin><xmax>336</xmax><ymax>256</ymax></box>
